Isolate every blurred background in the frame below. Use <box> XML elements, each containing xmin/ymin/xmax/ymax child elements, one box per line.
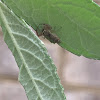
<box><xmin>0</xmin><ymin>0</ymin><xmax>100</xmax><ymax>100</ymax></box>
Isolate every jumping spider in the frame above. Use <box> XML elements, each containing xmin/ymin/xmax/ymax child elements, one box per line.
<box><xmin>36</xmin><ymin>24</ymin><xmax>61</xmax><ymax>44</ymax></box>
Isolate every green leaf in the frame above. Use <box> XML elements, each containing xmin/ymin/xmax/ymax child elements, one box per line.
<box><xmin>0</xmin><ymin>2</ymin><xmax>66</xmax><ymax>100</ymax></box>
<box><xmin>2</xmin><ymin>0</ymin><xmax>100</xmax><ymax>59</ymax></box>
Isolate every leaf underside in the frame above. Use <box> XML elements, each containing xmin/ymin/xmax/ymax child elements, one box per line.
<box><xmin>0</xmin><ymin>2</ymin><xmax>66</xmax><ymax>100</ymax></box>
<box><xmin>2</xmin><ymin>0</ymin><xmax>100</xmax><ymax>60</ymax></box>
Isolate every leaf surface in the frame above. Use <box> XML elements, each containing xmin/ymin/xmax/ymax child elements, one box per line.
<box><xmin>2</xmin><ymin>0</ymin><xmax>100</xmax><ymax>59</ymax></box>
<box><xmin>0</xmin><ymin>2</ymin><xmax>66</xmax><ymax>100</ymax></box>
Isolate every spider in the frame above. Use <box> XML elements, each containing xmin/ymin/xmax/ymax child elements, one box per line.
<box><xmin>36</xmin><ymin>24</ymin><xmax>61</xmax><ymax>44</ymax></box>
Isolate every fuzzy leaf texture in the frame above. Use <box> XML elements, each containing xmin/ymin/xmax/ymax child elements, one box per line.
<box><xmin>2</xmin><ymin>0</ymin><xmax>100</xmax><ymax>60</ymax></box>
<box><xmin>0</xmin><ymin>2</ymin><xmax>66</xmax><ymax>100</ymax></box>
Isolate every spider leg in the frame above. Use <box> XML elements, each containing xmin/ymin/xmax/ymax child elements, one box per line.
<box><xmin>36</xmin><ymin>29</ymin><xmax>43</xmax><ymax>36</ymax></box>
<box><xmin>35</xmin><ymin>24</ymin><xmax>44</xmax><ymax>36</ymax></box>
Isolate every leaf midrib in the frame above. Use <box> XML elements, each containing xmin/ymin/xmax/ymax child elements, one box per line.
<box><xmin>0</xmin><ymin>3</ymin><xmax>44</xmax><ymax>100</ymax></box>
